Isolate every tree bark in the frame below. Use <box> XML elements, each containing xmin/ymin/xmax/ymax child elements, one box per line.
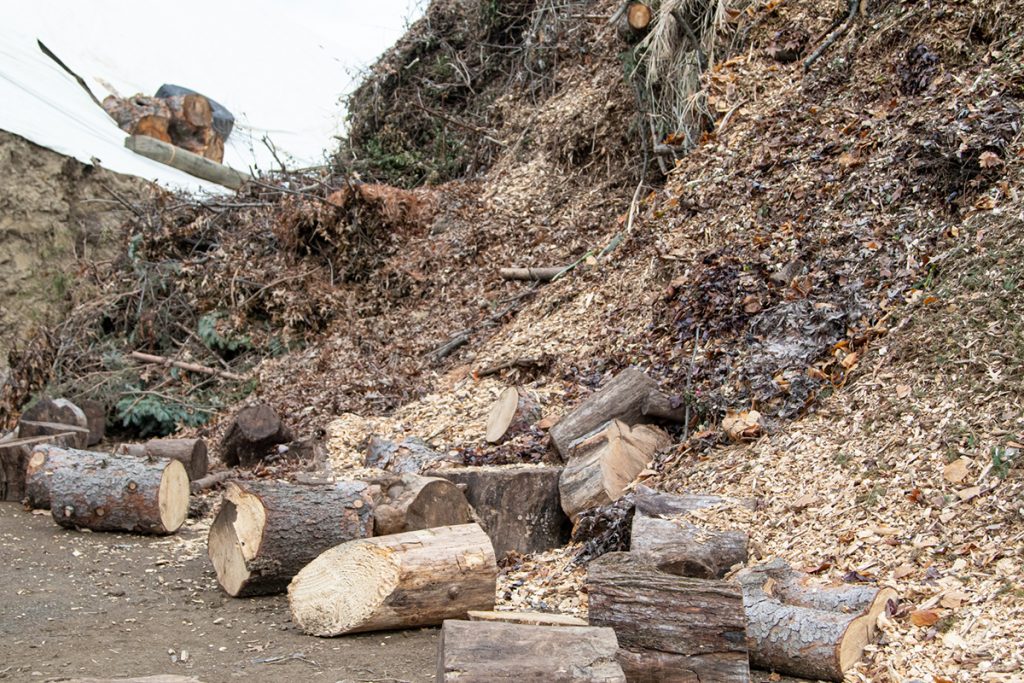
<box><xmin>436</xmin><ymin>465</ymin><xmax>570</xmax><ymax>558</ymax></box>
<box><xmin>38</xmin><ymin>446</ymin><xmax>190</xmax><ymax>534</ymax></box>
<box><xmin>364</xmin><ymin>436</ymin><xmax>460</xmax><ymax>473</ymax></box>
<box><xmin>79</xmin><ymin>399</ymin><xmax>106</xmax><ymax>446</ymax></box>
<box><xmin>736</xmin><ymin>560</ymin><xmax>897</xmax><ymax>681</ymax></box>
<box><xmin>365</xmin><ymin>471</ymin><xmax>476</xmax><ymax>537</ymax></box>
<box><xmin>438</xmin><ymin>619</ymin><xmax>626</xmax><ymax>682</ymax></box>
<box><xmin>0</xmin><ymin>433</ymin><xmax>79</xmax><ymax>502</ymax></box>
<box><xmin>587</xmin><ymin>552</ymin><xmax>750</xmax><ymax>682</ymax></box>
<box><xmin>485</xmin><ymin>387</ymin><xmax>541</xmax><ymax>444</ymax></box>
<box><xmin>288</xmin><ymin>523</ymin><xmax>498</xmax><ymax>636</ymax></box>
<box><xmin>208</xmin><ymin>479</ymin><xmax>374</xmax><ymax>597</ymax></box>
<box><xmin>18</xmin><ymin>420</ymin><xmax>89</xmax><ymax>449</ymax></box>
<box><xmin>115</xmin><ymin>438</ymin><xmax>208</xmax><ymax>481</ymax></box>
<box><xmin>559</xmin><ymin>420</ymin><xmax>670</xmax><ymax>521</ymax></box>
<box><xmin>467</xmin><ymin>610</ymin><xmax>587</xmax><ymax>627</ymax></box>
<box><xmin>549</xmin><ymin>367</ymin><xmax>683</xmax><ymax>457</ymax></box>
<box><xmin>219</xmin><ymin>404</ymin><xmax>292</xmax><ymax>467</ymax></box>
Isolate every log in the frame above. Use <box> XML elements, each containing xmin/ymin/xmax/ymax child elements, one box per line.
<box><xmin>630</xmin><ymin>490</ymin><xmax>750</xmax><ymax>579</ymax></box>
<box><xmin>559</xmin><ymin>420</ymin><xmax>670</xmax><ymax>521</ymax></box>
<box><xmin>467</xmin><ymin>610</ymin><xmax>587</xmax><ymax>627</ymax></box>
<box><xmin>208</xmin><ymin>479</ymin><xmax>374</xmax><ymax>597</ymax></box>
<box><xmin>115</xmin><ymin>438</ymin><xmax>208</xmax><ymax>480</ymax></box>
<box><xmin>79</xmin><ymin>399</ymin><xmax>106</xmax><ymax>446</ymax></box>
<box><xmin>485</xmin><ymin>387</ymin><xmax>541</xmax><ymax>443</ymax></box>
<box><xmin>20</xmin><ymin>397</ymin><xmax>88</xmax><ymax>431</ymax></box>
<box><xmin>498</xmin><ymin>266</ymin><xmax>566</xmax><ymax>282</ymax></box>
<box><xmin>587</xmin><ymin>552</ymin><xmax>750</xmax><ymax>682</ymax></box>
<box><xmin>617</xmin><ymin>2</ymin><xmax>653</xmax><ymax>42</ymax></box>
<box><xmin>288</xmin><ymin>523</ymin><xmax>498</xmax><ymax>636</ymax></box>
<box><xmin>18</xmin><ymin>420</ymin><xmax>89</xmax><ymax>449</ymax></box>
<box><xmin>438</xmin><ymin>619</ymin><xmax>626</xmax><ymax>682</ymax></box>
<box><xmin>190</xmin><ymin>469</ymin><xmax>237</xmax><ymax>494</ymax></box>
<box><xmin>436</xmin><ymin>465</ymin><xmax>570</xmax><ymax>558</ymax></box>
<box><xmin>736</xmin><ymin>560</ymin><xmax>897</xmax><ymax>681</ymax></box>
<box><xmin>35</xmin><ymin>445</ymin><xmax>190</xmax><ymax>534</ymax></box>
<box><xmin>124</xmin><ymin>135</ymin><xmax>249</xmax><ymax>191</ymax></box>
<box><xmin>364</xmin><ymin>435</ymin><xmax>459</xmax><ymax>473</ymax></box>
<box><xmin>550</xmin><ymin>367</ymin><xmax>683</xmax><ymax>457</ymax></box>
<box><xmin>220</xmin><ymin>404</ymin><xmax>292</xmax><ymax>467</ymax></box>
<box><xmin>129</xmin><ymin>350</ymin><xmax>245</xmax><ymax>381</ymax></box>
<box><xmin>165</xmin><ymin>94</ymin><xmax>224</xmax><ymax>162</ymax></box>
<box><xmin>0</xmin><ymin>433</ymin><xmax>79</xmax><ymax>502</ymax></box>
<box><xmin>365</xmin><ymin>471</ymin><xmax>475</xmax><ymax>536</ymax></box>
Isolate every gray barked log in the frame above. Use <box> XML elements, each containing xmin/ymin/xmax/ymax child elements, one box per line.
<box><xmin>115</xmin><ymin>438</ymin><xmax>209</xmax><ymax>480</ymax></box>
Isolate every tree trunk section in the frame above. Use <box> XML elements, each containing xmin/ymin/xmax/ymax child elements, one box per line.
<box><xmin>18</xmin><ymin>420</ymin><xmax>89</xmax><ymax>448</ymax></box>
<box><xmin>559</xmin><ymin>420</ymin><xmax>670</xmax><ymax>521</ymax></box>
<box><xmin>550</xmin><ymin>367</ymin><xmax>682</xmax><ymax>457</ymax></box>
<box><xmin>208</xmin><ymin>479</ymin><xmax>374</xmax><ymax>597</ymax></box>
<box><xmin>0</xmin><ymin>433</ymin><xmax>79</xmax><ymax>502</ymax></box>
<box><xmin>587</xmin><ymin>552</ymin><xmax>750</xmax><ymax>682</ymax></box>
<box><xmin>467</xmin><ymin>610</ymin><xmax>587</xmax><ymax>627</ymax></box>
<box><xmin>436</xmin><ymin>465</ymin><xmax>570</xmax><ymax>558</ymax></box>
<box><xmin>485</xmin><ymin>387</ymin><xmax>541</xmax><ymax>444</ymax></box>
<box><xmin>79</xmin><ymin>399</ymin><xmax>106</xmax><ymax>446</ymax></box>
<box><xmin>364</xmin><ymin>436</ymin><xmax>459</xmax><ymax>473</ymax></box>
<box><xmin>219</xmin><ymin>404</ymin><xmax>292</xmax><ymax>467</ymax></box>
<box><xmin>288</xmin><ymin>523</ymin><xmax>498</xmax><ymax>636</ymax></box>
<box><xmin>115</xmin><ymin>438</ymin><xmax>208</xmax><ymax>480</ymax></box>
<box><xmin>124</xmin><ymin>135</ymin><xmax>248</xmax><ymax>190</ymax></box>
<box><xmin>366</xmin><ymin>472</ymin><xmax>475</xmax><ymax>536</ymax></box>
<box><xmin>39</xmin><ymin>446</ymin><xmax>190</xmax><ymax>534</ymax></box>
<box><xmin>438</xmin><ymin>619</ymin><xmax>626</xmax><ymax>682</ymax></box>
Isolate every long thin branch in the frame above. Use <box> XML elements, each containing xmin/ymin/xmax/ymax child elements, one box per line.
<box><xmin>803</xmin><ymin>0</ymin><xmax>860</xmax><ymax>71</ymax></box>
<box><xmin>129</xmin><ymin>351</ymin><xmax>245</xmax><ymax>381</ymax></box>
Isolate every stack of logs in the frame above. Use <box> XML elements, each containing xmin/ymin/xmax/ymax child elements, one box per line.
<box><xmin>103</xmin><ymin>92</ymin><xmax>225</xmax><ymax>162</ymax></box>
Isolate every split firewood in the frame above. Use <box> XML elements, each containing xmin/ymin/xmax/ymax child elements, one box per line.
<box><xmin>32</xmin><ymin>445</ymin><xmax>190</xmax><ymax>534</ymax></box>
<box><xmin>467</xmin><ymin>610</ymin><xmax>587</xmax><ymax>627</ymax></box>
<box><xmin>484</xmin><ymin>387</ymin><xmax>541</xmax><ymax>444</ymax></box>
<box><xmin>736</xmin><ymin>559</ymin><xmax>897</xmax><ymax>681</ymax></box>
<box><xmin>288</xmin><ymin>523</ymin><xmax>498</xmax><ymax>636</ymax></box>
<box><xmin>364</xmin><ymin>471</ymin><xmax>476</xmax><ymax>536</ymax></box>
<box><xmin>208</xmin><ymin>480</ymin><xmax>374</xmax><ymax>597</ymax></box>
<box><xmin>436</xmin><ymin>465</ymin><xmax>570</xmax><ymax>558</ymax></box>
<box><xmin>0</xmin><ymin>432</ymin><xmax>79</xmax><ymax>502</ymax></box>
<box><xmin>630</xmin><ymin>489</ymin><xmax>751</xmax><ymax>579</ymax></box>
<box><xmin>364</xmin><ymin>435</ymin><xmax>459</xmax><ymax>473</ymax></box>
<box><xmin>220</xmin><ymin>404</ymin><xmax>293</xmax><ymax>467</ymax></box>
<box><xmin>559</xmin><ymin>420</ymin><xmax>670</xmax><ymax>521</ymax></box>
<box><xmin>18</xmin><ymin>420</ymin><xmax>89</xmax><ymax>449</ymax></box>
<box><xmin>79</xmin><ymin>399</ymin><xmax>106</xmax><ymax>446</ymax></box>
<box><xmin>549</xmin><ymin>367</ymin><xmax>683</xmax><ymax>457</ymax></box>
<box><xmin>438</xmin><ymin>619</ymin><xmax>626</xmax><ymax>682</ymax></box>
<box><xmin>587</xmin><ymin>552</ymin><xmax>750</xmax><ymax>682</ymax></box>
<box><xmin>115</xmin><ymin>438</ymin><xmax>208</xmax><ymax>480</ymax></box>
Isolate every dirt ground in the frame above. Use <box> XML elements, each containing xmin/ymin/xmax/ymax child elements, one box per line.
<box><xmin>0</xmin><ymin>502</ymin><xmax>437</xmax><ymax>683</ymax></box>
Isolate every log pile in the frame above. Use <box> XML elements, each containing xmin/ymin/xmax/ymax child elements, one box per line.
<box><xmin>103</xmin><ymin>92</ymin><xmax>226</xmax><ymax>162</ymax></box>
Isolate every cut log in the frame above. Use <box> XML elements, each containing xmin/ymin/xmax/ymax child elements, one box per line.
<box><xmin>0</xmin><ymin>433</ymin><xmax>79</xmax><ymax>502</ymax></box>
<box><xmin>288</xmin><ymin>523</ymin><xmax>497</xmax><ymax>636</ymax></box>
<box><xmin>35</xmin><ymin>445</ymin><xmax>190</xmax><ymax>534</ymax></box>
<box><xmin>18</xmin><ymin>420</ymin><xmax>89</xmax><ymax>449</ymax></box>
<box><xmin>124</xmin><ymin>135</ymin><xmax>249</xmax><ymax>191</ymax></box>
<box><xmin>79</xmin><ymin>399</ymin><xmax>106</xmax><ymax>446</ymax></box>
<box><xmin>436</xmin><ymin>465</ymin><xmax>570</xmax><ymax>558</ymax></box>
<box><xmin>165</xmin><ymin>94</ymin><xmax>224</xmax><ymax>162</ymax></box>
<box><xmin>736</xmin><ymin>559</ymin><xmax>897</xmax><ymax>681</ymax></box>
<box><xmin>549</xmin><ymin>367</ymin><xmax>683</xmax><ymax>457</ymax></box>
<box><xmin>587</xmin><ymin>552</ymin><xmax>750</xmax><ymax>682</ymax></box>
<box><xmin>467</xmin><ymin>610</ymin><xmax>587</xmax><ymax>627</ymax></box>
<box><xmin>364</xmin><ymin>435</ymin><xmax>459</xmax><ymax>473</ymax></box>
<box><xmin>208</xmin><ymin>480</ymin><xmax>374</xmax><ymax>597</ymax></box>
<box><xmin>630</xmin><ymin>490</ymin><xmax>750</xmax><ymax>579</ymax></box>
<box><xmin>365</xmin><ymin>472</ymin><xmax>475</xmax><ymax>537</ymax></box>
<box><xmin>438</xmin><ymin>619</ymin><xmax>626</xmax><ymax>682</ymax></box>
<box><xmin>498</xmin><ymin>266</ymin><xmax>566</xmax><ymax>282</ymax></box>
<box><xmin>115</xmin><ymin>438</ymin><xmax>209</xmax><ymax>480</ymax></box>
<box><xmin>559</xmin><ymin>420</ymin><xmax>670</xmax><ymax>521</ymax></box>
<box><xmin>190</xmin><ymin>469</ymin><xmax>237</xmax><ymax>494</ymax></box>
<box><xmin>485</xmin><ymin>387</ymin><xmax>541</xmax><ymax>444</ymax></box>
<box><xmin>219</xmin><ymin>404</ymin><xmax>292</xmax><ymax>467</ymax></box>
<box><xmin>628</xmin><ymin>2</ymin><xmax>652</xmax><ymax>30</ymax></box>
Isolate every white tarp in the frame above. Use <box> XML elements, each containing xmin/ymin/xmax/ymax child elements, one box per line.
<box><xmin>1</xmin><ymin>1</ymin><xmax>420</xmax><ymax>193</ymax></box>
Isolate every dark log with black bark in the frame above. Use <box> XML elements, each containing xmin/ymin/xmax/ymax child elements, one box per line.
<box><xmin>115</xmin><ymin>439</ymin><xmax>208</xmax><ymax>480</ymax></box>
<box><xmin>0</xmin><ymin>433</ymin><xmax>79</xmax><ymax>502</ymax></box>
<box><xmin>587</xmin><ymin>552</ymin><xmax>750</xmax><ymax>682</ymax></box>
<box><xmin>288</xmin><ymin>523</ymin><xmax>498</xmax><ymax>636</ymax></box>
<box><xmin>436</xmin><ymin>465</ymin><xmax>570</xmax><ymax>558</ymax></box>
<box><xmin>79</xmin><ymin>399</ymin><xmax>106</xmax><ymax>446</ymax></box>
<box><xmin>18</xmin><ymin>420</ymin><xmax>89</xmax><ymax>449</ymax></box>
<box><xmin>630</xmin><ymin>490</ymin><xmax>751</xmax><ymax>579</ymax></box>
<box><xmin>366</xmin><ymin>472</ymin><xmax>475</xmax><ymax>536</ymax></box>
<box><xmin>736</xmin><ymin>559</ymin><xmax>897</xmax><ymax>681</ymax></box>
<box><xmin>549</xmin><ymin>367</ymin><xmax>683</xmax><ymax>457</ymax></box>
<box><xmin>220</xmin><ymin>405</ymin><xmax>292</xmax><ymax>467</ymax></box>
<box><xmin>364</xmin><ymin>436</ymin><xmax>459</xmax><ymax>473</ymax></box>
<box><xmin>208</xmin><ymin>480</ymin><xmax>374</xmax><ymax>597</ymax></box>
<box><xmin>484</xmin><ymin>387</ymin><xmax>541</xmax><ymax>444</ymax></box>
<box><xmin>438</xmin><ymin>619</ymin><xmax>626</xmax><ymax>682</ymax></box>
<box><xmin>36</xmin><ymin>445</ymin><xmax>190</xmax><ymax>534</ymax></box>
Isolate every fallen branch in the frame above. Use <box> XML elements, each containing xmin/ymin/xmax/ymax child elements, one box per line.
<box><xmin>474</xmin><ymin>356</ymin><xmax>546</xmax><ymax>378</ymax></box>
<box><xmin>499</xmin><ymin>267</ymin><xmax>565</xmax><ymax>282</ymax></box>
<box><xmin>803</xmin><ymin>0</ymin><xmax>860</xmax><ymax>71</ymax></box>
<box><xmin>190</xmin><ymin>469</ymin><xmax>237</xmax><ymax>494</ymax></box>
<box><xmin>129</xmin><ymin>351</ymin><xmax>245</xmax><ymax>382</ymax></box>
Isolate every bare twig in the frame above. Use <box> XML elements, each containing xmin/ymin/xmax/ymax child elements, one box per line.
<box><xmin>129</xmin><ymin>351</ymin><xmax>245</xmax><ymax>381</ymax></box>
<box><xmin>803</xmin><ymin>0</ymin><xmax>860</xmax><ymax>71</ymax></box>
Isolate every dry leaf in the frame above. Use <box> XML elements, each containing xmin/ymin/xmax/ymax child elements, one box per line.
<box><xmin>893</xmin><ymin>563</ymin><xmax>916</xmax><ymax>579</ymax></box>
<box><xmin>895</xmin><ymin>384</ymin><xmax>911</xmax><ymax>399</ymax></box>
<box><xmin>940</xmin><ymin>590</ymin><xmax>969</xmax><ymax>609</ymax></box>
<box><xmin>910</xmin><ymin>609</ymin><xmax>940</xmax><ymax>627</ymax></box>
<box><xmin>957</xmin><ymin>486</ymin><xmax>981</xmax><ymax>502</ymax></box>
<box><xmin>722</xmin><ymin>410</ymin><xmax>763</xmax><ymax>441</ymax></box>
<box><xmin>841</xmin><ymin>351</ymin><xmax>859</xmax><ymax>369</ymax></box>
<box><xmin>978</xmin><ymin>151</ymin><xmax>1003</xmax><ymax>168</ymax></box>
<box><xmin>943</xmin><ymin>457</ymin><xmax>969</xmax><ymax>484</ymax></box>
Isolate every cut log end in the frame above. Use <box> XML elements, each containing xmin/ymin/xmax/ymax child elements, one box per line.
<box><xmin>627</xmin><ymin>3</ymin><xmax>652</xmax><ymax>30</ymax></box>
<box><xmin>839</xmin><ymin>587</ymin><xmax>898</xmax><ymax>672</ymax></box>
<box><xmin>157</xmin><ymin>459</ymin><xmax>190</xmax><ymax>533</ymax></box>
<box><xmin>208</xmin><ymin>482</ymin><xmax>267</xmax><ymax>596</ymax></box>
<box><xmin>485</xmin><ymin>387</ymin><xmax>520</xmax><ymax>443</ymax></box>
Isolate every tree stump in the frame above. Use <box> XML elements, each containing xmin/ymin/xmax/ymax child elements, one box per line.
<box><xmin>115</xmin><ymin>439</ymin><xmax>209</xmax><ymax>480</ymax></box>
<box><xmin>220</xmin><ymin>405</ymin><xmax>292</xmax><ymax>467</ymax></box>
<box><xmin>438</xmin><ymin>619</ymin><xmax>626</xmax><ymax>682</ymax></box>
<box><xmin>484</xmin><ymin>387</ymin><xmax>541</xmax><ymax>444</ymax></box>
<box><xmin>288</xmin><ymin>523</ymin><xmax>497</xmax><ymax>636</ymax></box>
<box><xmin>208</xmin><ymin>480</ymin><xmax>374</xmax><ymax>597</ymax></box>
<box><xmin>37</xmin><ymin>446</ymin><xmax>190</xmax><ymax>534</ymax></box>
<box><xmin>365</xmin><ymin>472</ymin><xmax>475</xmax><ymax>537</ymax></box>
<box><xmin>436</xmin><ymin>465</ymin><xmax>570</xmax><ymax>558</ymax></box>
<box><xmin>364</xmin><ymin>435</ymin><xmax>459</xmax><ymax>473</ymax></box>
<box><xmin>587</xmin><ymin>552</ymin><xmax>750</xmax><ymax>682</ymax></box>
<box><xmin>0</xmin><ymin>433</ymin><xmax>79</xmax><ymax>502</ymax></box>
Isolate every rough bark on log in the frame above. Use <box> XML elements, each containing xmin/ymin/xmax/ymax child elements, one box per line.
<box><xmin>115</xmin><ymin>438</ymin><xmax>209</xmax><ymax>480</ymax></box>
<box><xmin>550</xmin><ymin>367</ymin><xmax>683</xmax><ymax>457</ymax></box>
<box><xmin>220</xmin><ymin>404</ymin><xmax>292</xmax><ymax>467</ymax></box>
<box><xmin>124</xmin><ymin>135</ymin><xmax>249</xmax><ymax>190</ymax></box>
<box><xmin>587</xmin><ymin>552</ymin><xmax>750</xmax><ymax>682</ymax></box>
<box><xmin>559</xmin><ymin>420</ymin><xmax>670</xmax><ymax>521</ymax></box>
<box><xmin>436</xmin><ymin>465</ymin><xmax>570</xmax><ymax>558</ymax></box>
<box><xmin>438</xmin><ymin>619</ymin><xmax>626</xmax><ymax>682</ymax></box>
<box><xmin>79</xmin><ymin>399</ymin><xmax>106</xmax><ymax>446</ymax></box>
<box><xmin>364</xmin><ymin>435</ymin><xmax>459</xmax><ymax>473</ymax></box>
<box><xmin>38</xmin><ymin>446</ymin><xmax>190</xmax><ymax>534</ymax></box>
<box><xmin>467</xmin><ymin>610</ymin><xmax>587</xmax><ymax>627</ymax></box>
<box><xmin>485</xmin><ymin>387</ymin><xmax>541</xmax><ymax>444</ymax></box>
<box><xmin>20</xmin><ymin>397</ymin><xmax>88</xmax><ymax>430</ymax></box>
<box><xmin>365</xmin><ymin>472</ymin><xmax>476</xmax><ymax>536</ymax></box>
<box><xmin>18</xmin><ymin>420</ymin><xmax>89</xmax><ymax>449</ymax></box>
<box><xmin>208</xmin><ymin>479</ymin><xmax>374</xmax><ymax>597</ymax></box>
<box><xmin>0</xmin><ymin>433</ymin><xmax>79</xmax><ymax>502</ymax></box>
<box><xmin>736</xmin><ymin>560</ymin><xmax>897</xmax><ymax>681</ymax></box>
<box><xmin>288</xmin><ymin>523</ymin><xmax>498</xmax><ymax>636</ymax></box>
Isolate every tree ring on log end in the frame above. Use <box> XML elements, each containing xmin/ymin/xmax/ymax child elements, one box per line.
<box><xmin>208</xmin><ymin>482</ymin><xmax>268</xmax><ymax>596</ymax></box>
<box><xmin>157</xmin><ymin>459</ymin><xmax>189</xmax><ymax>533</ymax></box>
